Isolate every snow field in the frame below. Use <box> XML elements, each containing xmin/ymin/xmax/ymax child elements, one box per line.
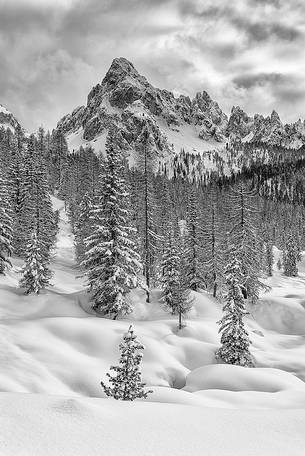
<box><xmin>1</xmin><ymin>197</ymin><xmax>305</xmax><ymax>454</ymax></box>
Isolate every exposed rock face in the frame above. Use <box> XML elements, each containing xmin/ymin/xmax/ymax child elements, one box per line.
<box><xmin>0</xmin><ymin>104</ymin><xmax>21</xmax><ymax>132</ymax></box>
<box><xmin>57</xmin><ymin>57</ymin><xmax>229</xmax><ymax>156</ymax></box>
<box><xmin>227</xmin><ymin>106</ymin><xmax>305</xmax><ymax>147</ymax></box>
<box><xmin>227</xmin><ymin>106</ymin><xmax>253</xmax><ymax>139</ymax></box>
<box><xmin>58</xmin><ymin>57</ymin><xmax>305</xmax><ymax>154</ymax></box>
<box><xmin>191</xmin><ymin>91</ymin><xmax>228</xmax><ymax>141</ymax></box>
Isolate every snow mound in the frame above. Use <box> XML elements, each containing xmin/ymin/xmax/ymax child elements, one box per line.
<box><xmin>184</xmin><ymin>364</ymin><xmax>305</xmax><ymax>393</ymax></box>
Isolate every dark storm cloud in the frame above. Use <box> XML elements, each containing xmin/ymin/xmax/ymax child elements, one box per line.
<box><xmin>0</xmin><ymin>0</ymin><xmax>305</xmax><ymax>129</ymax></box>
<box><xmin>233</xmin><ymin>73</ymin><xmax>284</xmax><ymax>90</ymax></box>
<box><xmin>230</xmin><ymin>17</ymin><xmax>302</xmax><ymax>43</ymax></box>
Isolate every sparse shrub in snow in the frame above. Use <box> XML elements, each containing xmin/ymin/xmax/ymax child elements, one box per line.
<box><xmin>216</xmin><ymin>257</ymin><xmax>254</xmax><ymax>367</ymax></box>
<box><xmin>101</xmin><ymin>325</ymin><xmax>152</xmax><ymax>401</ymax></box>
<box><xmin>283</xmin><ymin>234</ymin><xmax>299</xmax><ymax>277</ymax></box>
<box><xmin>83</xmin><ymin>128</ymin><xmax>141</xmax><ymax>318</ymax></box>
<box><xmin>19</xmin><ymin>230</ymin><xmax>52</xmax><ymax>294</ymax></box>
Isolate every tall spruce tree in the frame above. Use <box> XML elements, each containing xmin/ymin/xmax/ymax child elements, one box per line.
<box><xmin>74</xmin><ymin>192</ymin><xmax>94</xmax><ymax>265</ymax></box>
<box><xmin>216</xmin><ymin>257</ymin><xmax>254</xmax><ymax>367</ymax></box>
<box><xmin>226</xmin><ymin>183</ymin><xmax>263</xmax><ymax>303</ymax></box>
<box><xmin>202</xmin><ymin>186</ymin><xmax>224</xmax><ymax>297</ymax></box>
<box><xmin>134</xmin><ymin>121</ymin><xmax>161</xmax><ymax>302</ymax></box>
<box><xmin>265</xmin><ymin>240</ymin><xmax>274</xmax><ymax>277</ymax></box>
<box><xmin>283</xmin><ymin>234</ymin><xmax>299</xmax><ymax>277</ymax></box>
<box><xmin>82</xmin><ymin>130</ymin><xmax>141</xmax><ymax>318</ymax></box>
<box><xmin>161</xmin><ymin>226</ymin><xmax>192</xmax><ymax>329</ymax></box>
<box><xmin>101</xmin><ymin>325</ymin><xmax>152</xmax><ymax>401</ymax></box>
<box><xmin>0</xmin><ymin>173</ymin><xmax>13</xmax><ymax>273</ymax></box>
<box><xmin>184</xmin><ymin>186</ymin><xmax>204</xmax><ymax>291</ymax></box>
<box><xmin>19</xmin><ymin>230</ymin><xmax>52</xmax><ymax>294</ymax></box>
<box><xmin>14</xmin><ymin>134</ymin><xmax>56</xmax><ymax>262</ymax></box>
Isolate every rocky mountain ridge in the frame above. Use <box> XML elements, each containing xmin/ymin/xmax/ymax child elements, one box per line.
<box><xmin>57</xmin><ymin>57</ymin><xmax>305</xmax><ymax>156</ymax></box>
<box><xmin>57</xmin><ymin>57</ymin><xmax>229</xmax><ymax>156</ymax></box>
<box><xmin>228</xmin><ymin>106</ymin><xmax>305</xmax><ymax>149</ymax></box>
<box><xmin>0</xmin><ymin>104</ymin><xmax>21</xmax><ymax>133</ymax></box>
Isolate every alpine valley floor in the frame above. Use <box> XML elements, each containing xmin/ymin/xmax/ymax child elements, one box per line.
<box><xmin>1</xmin><ymin>197</ymin><xmax>305</xmax><ymax>455</ymax></box>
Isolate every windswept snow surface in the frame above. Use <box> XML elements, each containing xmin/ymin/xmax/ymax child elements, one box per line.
<box><xmin>1</xmin><ymin>199</ymin><xmax>305</xmax><ymax>454</ymax></box>
<box><xmin>1</xmin><ymin>393</ymin><xmax>305</xmax><ymax>456</ymax></box>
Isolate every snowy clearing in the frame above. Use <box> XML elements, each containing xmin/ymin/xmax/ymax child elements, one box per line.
<box><xmin>1</xmin><ymin>197</ymin><xmax>305</xmax><ymax>454</ymax></box>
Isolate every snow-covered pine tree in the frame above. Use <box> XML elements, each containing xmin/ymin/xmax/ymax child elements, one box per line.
<box><xmin>134</xmin><ymin>121</ymin><xmax>161</xmax><ymax>302</ymax></box>
<box><xmin>14</xmin><ymin>134</ymin><xmax>56</xmax><ymax>263</ymax></box>
<box><xmin>0</xmin><ymin>172</ymin><xmax>13</xmax><ymax>273</ymax></box>
<box><xmin>283</xmin><ymin>233</ymin><xmax>299</xmax><ymax>277</ymax></box>
<box><xmin>101</xmin><ymin>325</ymin><xmax>152</xmax><ymax>401</ymax></box>
<box><xmin>265</xmin><ymin>240</ymin><xmax>274</xmax><ymax>277</ymax></box>
<box><xmin>161</xmin><ymin>227</ymin><xmax>180</xmax><ymax>311</ymax></box>
<box><xmin>82</xmin><ymin>129</ymin><xmax>141</xmax><ymax>318</ymax></box>
<box><xmin>184</xmin><ymin>185</ymin><xmax>204</xmax><ymax>291</ymax></box>
<box><xmin>161</xmin><ymin>226</ymin><xmax>192</xmax><ymax>329</ymax></box>
<box><xmin>74</xmin><ymin>192</ymin><xmax>94</xmax><ymax>265</ymax></box>
<box><xmin>49</xmin><ymin>128</ymin><xmax>68</xmax><ymax>190</ymax></box>
<box><xmin>201</xmin><ymin>186</ymin><xmax>224</xmax><ymax>297</ymax></box>
<box><xmin>34</xmin><ymin>167</ymin><xmax>56</xmax><ymax>263</ymax></box>
<box><xmin>226</xmin><ymin>183</ymin><xmax>264</xmax><ymax>303</ymax></box>
<box><xmin>19</xmin><ymin>230</ymin><xmax>52</xmax><ymax>294</ymax></box>
<box><xmin>215</xmin><ymin>256</ymin><xmax>254</xmax><ymax>367</ymax></box>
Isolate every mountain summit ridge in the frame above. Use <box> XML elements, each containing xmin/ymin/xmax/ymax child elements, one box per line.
<box><xmin>57</xmin><ymin>57</ymin><xmax>305</xmax><ymax>154</ymax></box>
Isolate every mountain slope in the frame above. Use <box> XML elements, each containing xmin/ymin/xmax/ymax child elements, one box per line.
<box><xmin>0</xmin><ymin>104</ymin><xmax>21</xmax><ymax>133</ymax></box>
<box><xmin>57</xmin><ymin>57</ymin><xmax>228</xmax><ymax>156</ymax></box>
<box><xmin>57</xmin><ymin>57</ymin><xmax>305</xmax><ymax>157</ymax></box>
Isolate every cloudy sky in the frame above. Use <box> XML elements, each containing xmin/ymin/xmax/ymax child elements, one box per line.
<box><xmin>1</xmin><ymin>0</ymin><xmax>305</xmax><ymax>131</ymax></box>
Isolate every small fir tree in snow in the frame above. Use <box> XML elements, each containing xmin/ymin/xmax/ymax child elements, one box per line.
<box><xmin>19</xmin><ymin>231</ymin><xmax>52</xmax><ymax>294</ymax></box>
<box><xmin>0</xmin><ymin>173</ymin><xmax>13</xmax><ymax>273</ymax></box>
<box><xmin>283</xmin><ymin>234</ymin><xmax>299</xmax><ymax>277</ymax></box>
<box><xmin>215</xmin><ymin>257</ymin><xmax>254</xmax><ymax>367</ymax></box>
<box><xmin>82</xmin><ymin>130</ymin><xmax>141</xmax><ymax>318</ymax></box>
<box><xmin>101</xmin><ymin>325</ymin><xmax>152</xmax><ymax>401</ymax></box>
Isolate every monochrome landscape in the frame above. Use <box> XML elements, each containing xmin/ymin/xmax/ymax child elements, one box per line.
<box><xmin>1</xmin><ymin>1</ymin><xmax>305</xmax><ymax>455</ymax></box>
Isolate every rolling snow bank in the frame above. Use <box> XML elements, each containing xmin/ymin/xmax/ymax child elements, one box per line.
<box><xmin>1</xmin><ymin>393</ymin><xmax>305</xmax><ymax>456</ymax></box>
<box><xmin>1</xmin><ymin>198</ymin><xmax>305</xmax><ymax>454</ymax></box>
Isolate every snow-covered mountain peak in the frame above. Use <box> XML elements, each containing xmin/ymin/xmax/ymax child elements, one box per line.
<box><xmin>102</xmin><ymin>57</ymin><xmax>148</xmax><ymax>89</ymax></box>
<box><xmin>0</xmin><ymin>104</ymin><xmax>11</xmax><ymax>115</ymax></box>
<box><xmin>0</xmin><ymin>103</ymin><xmax>21</xmax><ymax>133</ymax></box>
<box><xmin>57</xmin><ymin>57</ymin><xmax>305</xmax><ymax>154</ymax></box>
<box><xmin>58</xmin><ymin>57</ymin><xmax>228</xmax><ymax>154</ymax></box>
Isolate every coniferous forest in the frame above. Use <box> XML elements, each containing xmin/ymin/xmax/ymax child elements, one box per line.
<box><xmin>1</xmin><ymin>119</ymin><xmax>305</xmax><ymax>372</ymax></box>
